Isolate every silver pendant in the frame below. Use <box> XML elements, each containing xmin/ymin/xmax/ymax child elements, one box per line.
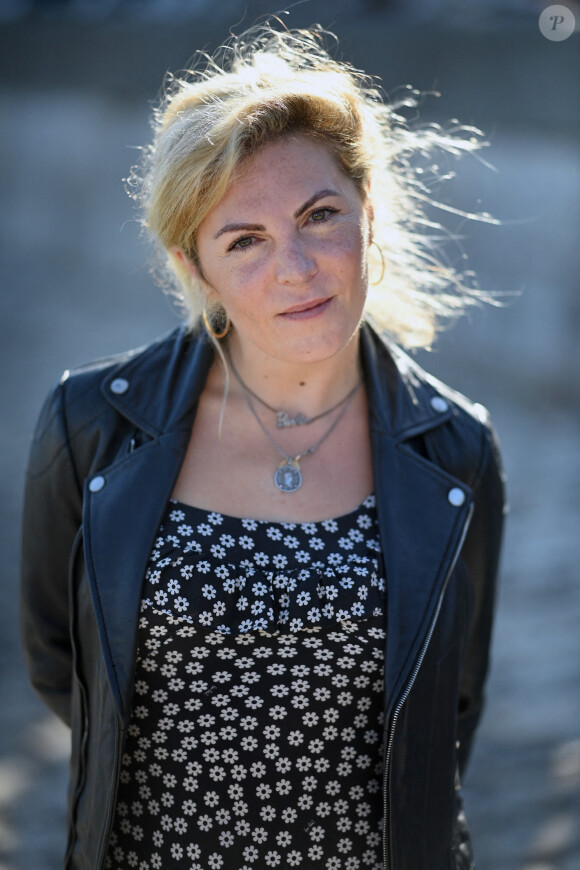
<box><xmin>274</xmin><ymin>459</ymin><xmax>302</xmax><ymax>492</ymax></box>
<box><xmin>276</xmin><ymin>410</ymin><xmax>310</xmax><ymax>428</ymax></box>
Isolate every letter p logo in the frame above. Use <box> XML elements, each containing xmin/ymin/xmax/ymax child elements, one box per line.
<box><xmin>539</xmin><ymin>5</ymin><xmax>576</xmax><ymax>40</ymax></box>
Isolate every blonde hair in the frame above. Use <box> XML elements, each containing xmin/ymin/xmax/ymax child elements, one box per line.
<box><xmin>130</xmin><ymin>22</ymin><xmax>493</xmax><ymax>349</ymax></box>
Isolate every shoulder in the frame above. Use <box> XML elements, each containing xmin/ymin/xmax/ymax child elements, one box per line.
<box><xmin>27</xmin><ymin>326</ymin><xmax>199</xmax><ymax>477</ymax></box>
<box><xmin>57</xmin><ymin>325</ymin><xmax>191</xmax><ymax>404</ymax></box>
<box><xmin>412</xmin><ymin>357</ymin><xmax>501</xmax><ymax>494</ymax></box>
<box><xmin>362</xmin><ymin>322</ymin><xmax>502</xmax><ymax>493</ymax></box>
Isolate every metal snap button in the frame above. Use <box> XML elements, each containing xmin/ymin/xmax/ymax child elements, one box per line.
<box><xmin>110</xmin><ymin>378</ymin><xmax>129</xmax><ymax>395</ymax></box>
<box><xmin>448</xmin><ymin>487</ymin><xmax>465</xmax><ymax>507</ymax></box>
<box><xmin>89</xmin><ymin>475</ymin><xmax>106</xmax><ymax>493</ymax></box>
<box><xmin>430</xmin><ymin>396</ymin><xmax>449</xmax><ymax>413</ymax></box>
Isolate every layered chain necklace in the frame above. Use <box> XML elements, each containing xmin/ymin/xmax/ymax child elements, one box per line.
<box><xmin>228</xmin><ymin>352</ymin><xmax>361</xmax><ymax>428</ymax></box>
<box><xmin>228</xmin><ymin>351</ymin><xmax>362</xmax><ymax>493</ymax></box>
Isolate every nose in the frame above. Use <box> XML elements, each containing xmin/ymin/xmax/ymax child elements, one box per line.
<box><xmin>275</xmin><ymin>236</ymin><xmax>317</xmax><ymax>285</ymax></box>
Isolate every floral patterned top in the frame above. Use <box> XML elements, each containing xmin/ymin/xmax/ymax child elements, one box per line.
<box><xmin>105</xmin><ymin>495</ymin><xmax>386</xmax><ymax>870</ymax></box>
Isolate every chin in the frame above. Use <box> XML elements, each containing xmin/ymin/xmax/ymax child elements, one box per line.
<box><xmin>271</xmin><ymin>326</ymin><xmax>359</xmax><ymax>365</ymax></box>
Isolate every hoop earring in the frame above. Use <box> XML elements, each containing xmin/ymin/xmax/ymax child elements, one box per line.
<box><xmin>203</xmin><ymin>307</ymin><xmax>231</xmax><ymax>340</ymax></box>
<box><xmin>369</xmin><ymin>241</ymin><xmax>385</xmax><ymax>286</ymax></box>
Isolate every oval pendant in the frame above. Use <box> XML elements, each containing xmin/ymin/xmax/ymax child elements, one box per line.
<box><xmin>274</xmin><ymin>460</ymin><xmax>302</xmax><ymax>493</ymax></box>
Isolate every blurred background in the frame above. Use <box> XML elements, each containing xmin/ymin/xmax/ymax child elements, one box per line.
<box><xmin>0</xmin><ymin>0</ymin><xmax>579</xmax><ymax>868</ymax></box>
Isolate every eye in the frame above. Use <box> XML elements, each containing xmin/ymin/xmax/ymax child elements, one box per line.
<box><xmin>228</xmin><ymin>235</ymin><xmax>255</xmax><ymax>252</ymax></box>
<box><xmin>309</xmin><ymin>206</ymin><xmax>339</xmax><ymax>223</ymax></box>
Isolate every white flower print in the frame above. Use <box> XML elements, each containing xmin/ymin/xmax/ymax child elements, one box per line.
<box><xmin>215</xmin><ymin>565</ymin><xmax>230</xmax><ymax>580</ymax></box>
<box><xmin>263</xmin><ymin>724</ymin><xmax>280</xmax><ymax>740</ymax></box>
<box><xmin>321</xmin><ymin>518</ymin><xmax>339</xmax><ymax>532</ymax></box>
<box><xmin>269</xmin><ymin>705</ymin><xmax>286</xmax><ymax>720</ymax></box>
<box><xmin>275</xmin><ymin>757</ymin><xmax>292</xmax><ymax>773</ymax></box>
<box><xmin>177</xmin><ymin>523</ymin><xmax>193</xmax><ymax>537</ymax></box>
<box><xmin>197</xmin><ymin>523</ymin><xmax>213</xmax><ymax>536</ymax></box>
<box><xmin>184</xmin><ymin>540</ymin><xmax>202</xmax><ymax>554</ymax></box>
<box><xmin>241</xmin><ymin>518</ymin><xmax>258</xmax><ymax>531</ymax></box>
<box><xmin>263</xmin><ymin>743</ymin><xmax>279</xmax><ymax>759</ymax></box>
<box><xmin>106</xmin><ymin>496</ymin><xmax>385</xmax><ymax>870</ymax></box>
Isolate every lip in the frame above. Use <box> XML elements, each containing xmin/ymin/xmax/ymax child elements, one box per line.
<box><xmin>278</xmin><ymin>297</ymin><xmax>333</xmax><ymax>320</ymax></box>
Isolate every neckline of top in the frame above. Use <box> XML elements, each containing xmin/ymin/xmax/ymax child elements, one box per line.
<box><xmin>167</xmin><ymin>494</ymin><xmax>377</xmax><ymax>527</ymax></box>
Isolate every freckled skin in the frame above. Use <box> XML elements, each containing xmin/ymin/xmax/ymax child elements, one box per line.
<box><xmin>191</xmin><ymin>136</ymin><xmax>372</xmax><ymax>371</ymax></box>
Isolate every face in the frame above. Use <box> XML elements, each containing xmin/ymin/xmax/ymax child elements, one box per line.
<box><xmin>191</xmin><ymin>136</ymin><xmax>372</xmax><ymax>366</ymax></box>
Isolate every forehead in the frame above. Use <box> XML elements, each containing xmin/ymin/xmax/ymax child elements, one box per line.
<box><xmin>215</xmin><ymin>136</ymin><xmax>355</xmax><ymax>213</ymax></box>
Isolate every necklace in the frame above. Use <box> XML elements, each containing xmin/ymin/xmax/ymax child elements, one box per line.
<box><xmin>241</xmin><ymin>380</ymin><xmax>362</xmax><ymax>493</ymax></box>
<box><xmin>228</xmin><ymin>351</ymin><xmax>361</xmax><ymax>428</ymax></box>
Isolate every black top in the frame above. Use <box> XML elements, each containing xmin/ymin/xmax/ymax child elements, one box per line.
<box><xmin>105</xmin><ymin>495</ymin><xmax>386</xmax><ymax>870</ymax></box>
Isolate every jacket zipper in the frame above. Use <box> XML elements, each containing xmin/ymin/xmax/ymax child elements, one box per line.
<box><xmin>96</xmin><ymin>724</ymin><xmax>123</xmax><ymax>870</ymax></box>
<box><xmin>382</xmin><ymin>503</ymin><xmax>474</xmax><ymax>870</ymax></box>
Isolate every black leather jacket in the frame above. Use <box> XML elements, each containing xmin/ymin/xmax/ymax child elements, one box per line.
<box><xmin>20</xmin><ymin>321</ymin><xmax>504</xmax><ymax>870</ymax></box>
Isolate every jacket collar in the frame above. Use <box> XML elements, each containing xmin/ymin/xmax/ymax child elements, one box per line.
<box><xmin>100</xmin><ymin>324</ymin><xmax>214</xmax><ymax>438</ymax></box>
<box><xmin>359</xmin><ymin>322</ymin><xmax>455</xmax><ymax>439</ymax></box>
<box><xmin>101</xmin><ymin>320</ymin><xmax>454</xmax><ymax>443</ymax></box>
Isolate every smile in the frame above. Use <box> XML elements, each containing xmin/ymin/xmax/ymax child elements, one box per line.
<box><xmin>278</xmin><ymin>297</ymin><xmax>333</xmax><ymax>321</ymax></box>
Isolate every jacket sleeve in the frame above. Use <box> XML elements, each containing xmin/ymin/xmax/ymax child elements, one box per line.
<box><xmin>456</xmin><ymin>419</ymin><xmax>506</xmax><ymax>777</ymax></box>
<box><xmin>20</xmin><ymin>378</ymin><xmax>83</xmax><ymax>727</ymax></box>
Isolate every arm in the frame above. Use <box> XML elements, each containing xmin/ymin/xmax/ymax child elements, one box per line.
<box><xmin>20</xmin><ymin>378</ymin><xmax>83</xmax><ymax>727</ymax></box>
<box><xmin>456</xmin><ymin>420</ymin><xmax>506</xmax><ymax>776</ymax></box>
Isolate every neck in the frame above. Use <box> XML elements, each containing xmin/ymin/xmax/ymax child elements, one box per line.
<box><xmin>224</xmin><ymin>330</ymin><xmax>362</xmax><ymax>417</ymax></box>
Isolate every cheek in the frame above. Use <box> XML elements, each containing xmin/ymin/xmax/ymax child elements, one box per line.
<box><xmin>206</xmin><ymin>256</ymin><xmax>263</xmax><ymax>305</ymax></box>
<box><xmin>328</xmin><ymin>227</ymin><xmax>366</xmax><ymax>276</ymax></box>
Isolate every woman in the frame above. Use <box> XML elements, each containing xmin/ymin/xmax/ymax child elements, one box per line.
<box><xmin>21</xmin><ymin>23</ymin><xmax>505</xmax><ymax>870</ymax></box>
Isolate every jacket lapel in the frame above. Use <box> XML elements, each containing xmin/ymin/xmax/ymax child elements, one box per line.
<box><xmin>82</xmin><ymin>328</ymin><xmax>214</xmax><ymax>722</ymax></box>
<box><xmin>371</xmin><ymin>433</ymin><xmax>472</xmax><ymax>713</ymax></box>
<box><xmin>360</xmin><ymin>325</ymin><xmax>473</xmax><ymax>713</ymax></box>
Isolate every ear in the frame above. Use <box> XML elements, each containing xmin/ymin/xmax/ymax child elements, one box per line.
<box><xmin>171</xmin><ymin>247</ymin><xmax>200</xmax><ymax>280</ymax></box>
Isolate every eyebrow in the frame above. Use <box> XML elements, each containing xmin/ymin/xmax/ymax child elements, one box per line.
<box><xmin>213</xmin><ymin>188</ymin><xmax>341</xmax><ymax>239</ymax></box>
